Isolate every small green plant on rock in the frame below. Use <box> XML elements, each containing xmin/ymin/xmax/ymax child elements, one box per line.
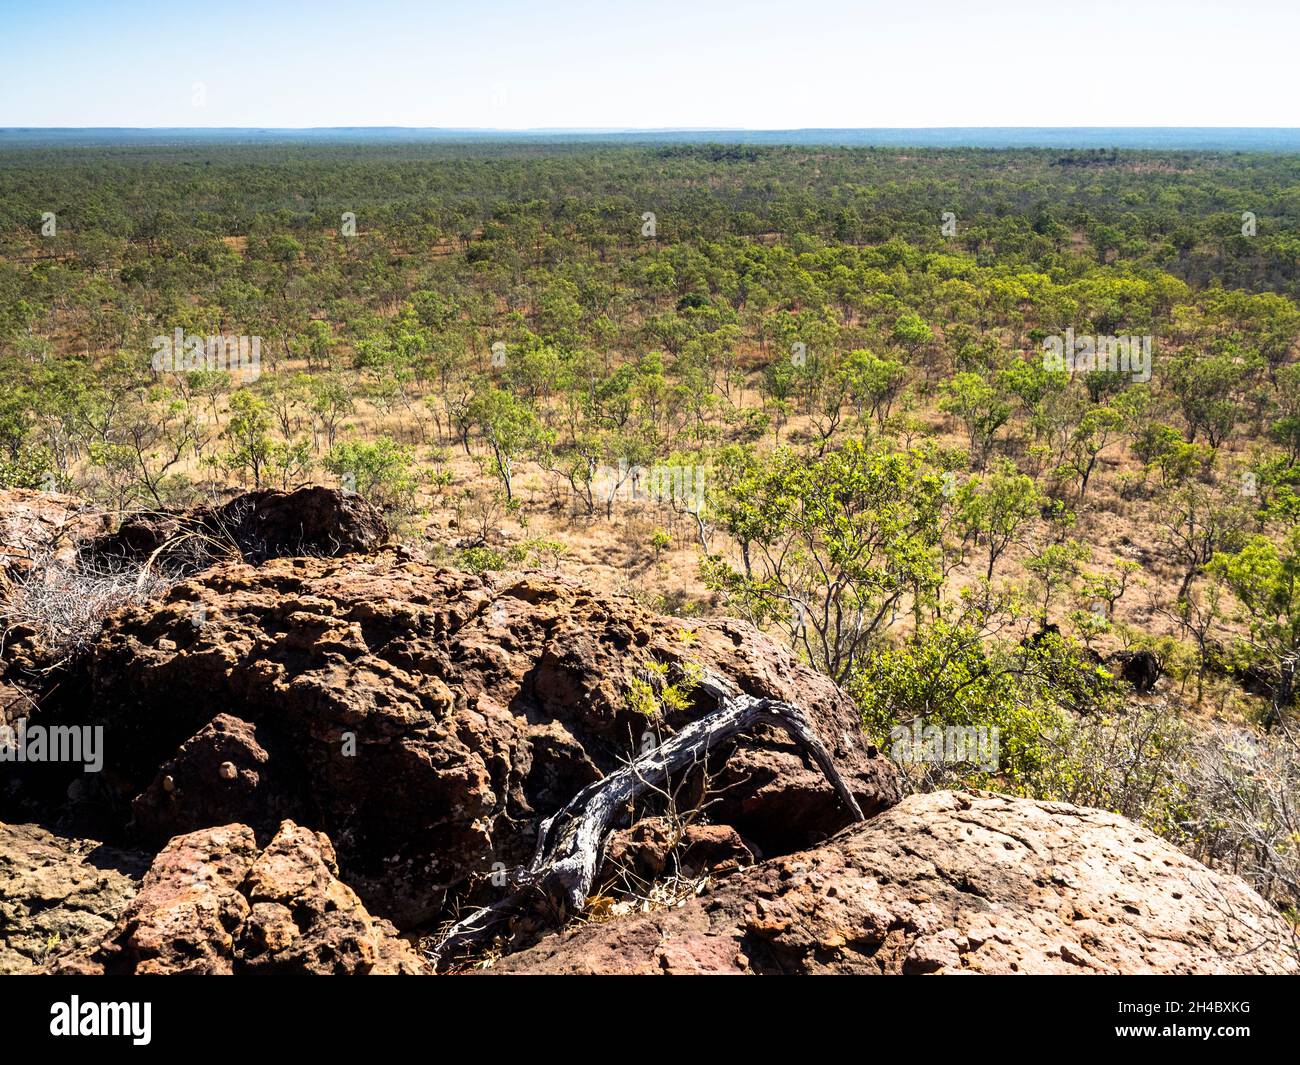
<box><xmin>625</xmin><ymin>660</ymin><xmax>702</xmax><ymax>717</ymax></box>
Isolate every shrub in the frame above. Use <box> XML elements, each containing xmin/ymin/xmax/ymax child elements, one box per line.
<box><xmin>324</xmin><ymin>436</ymin><xmax>421</xmax><ymax>516</ymax></box>
<box><xmin>851</xmin><ymin>617</ymin><xmax>1118</xmax><ymax>791</ymax></box>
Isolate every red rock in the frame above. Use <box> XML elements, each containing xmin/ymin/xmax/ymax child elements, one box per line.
<box><xmin>485</xmin><ymin>791</ymin><xmax>1300</xmax><ymax>975</ymax></box>
<box><xmin>55</xmin><ymin>823</ymin><xmax>259</xmax><ymax>975</ymax></box>
<box><xmin>78</xmin><ymin>486</ymin><xmax>389</xmax><ymax>576</ymax></box>
<box><xmin>54</xmin><ymin>821</ymin><xmax>424</xmax><ymax>975</ymax></box>
<box><xmin>0</xmin><ymin>821</ymin><xmax>147</xmax><ymax>974</ymax></box>
<box><xmin>131</xmin><ymin>714</ymin><xmax>290</xmax><ymax>840</ymax></box>
<box><xmin>72</xmin><ymin>554</ymin><xmax>897</xmax><ymax>926</ymax></box>
<box><xmin>599</xmin><ymin>818</ymin><xmax>756</xmax><ymax>888</ymax></box>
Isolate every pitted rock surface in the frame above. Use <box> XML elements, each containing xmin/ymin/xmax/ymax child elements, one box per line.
<box><xmin>487</xmin><ymin>791</ymin><xmax>1300</xmax><ymax>975</ymax></box>
<box><xmin>58</xmin><ymin>552</ymin><xmax>897</xmax><ymax>925</ymax></box>
<box><xmin>54</xmin><ymin>820</ymin><xmax>424</xmax><ymax>975</ymax></box>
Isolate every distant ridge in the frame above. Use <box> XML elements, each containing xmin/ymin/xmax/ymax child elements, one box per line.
<box><xmin>3</xmin><ymin>127</ymin><xmax>1300</xmax><ymax>151</ymax></box>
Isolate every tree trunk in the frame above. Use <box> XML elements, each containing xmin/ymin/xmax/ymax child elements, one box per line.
<box><xmin>427</xmin><ymin>669</ymin><xmax>864</xmax><ymax>970</ymax></box>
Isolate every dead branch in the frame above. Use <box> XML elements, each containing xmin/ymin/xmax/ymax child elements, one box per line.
<box><xmin>427</xmin><ymin>669</ymin><xmax>863</xmax><ymax>970</ymax></box>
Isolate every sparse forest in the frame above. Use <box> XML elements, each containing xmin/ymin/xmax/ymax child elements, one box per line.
<box><xmin>2</xmin><ymin>140</ymin><xmax>1300</xmax><ymax>937</ymax></box>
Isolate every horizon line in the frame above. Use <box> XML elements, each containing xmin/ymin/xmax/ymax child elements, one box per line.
<box><xmin>6</xmin><ymin>125</ymin><xmax>1300</xmax><ymax>132</ymax></box>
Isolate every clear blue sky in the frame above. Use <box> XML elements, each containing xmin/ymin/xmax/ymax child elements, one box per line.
<box><xmin>2</xmin><ymin>0</ymin><xmax>1297</xmax><ymax>128</ymax></box>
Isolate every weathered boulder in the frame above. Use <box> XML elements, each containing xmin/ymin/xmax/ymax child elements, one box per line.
<box><xmin>54</xmin><ymin>821</ymin><xmax>425</xmax><ymax>975</ymax></box>
<box><xmin>235</xmin><ymin>821</ymin><xmax>425</xmax><ymax>974</ymax></box>
<box><xmin>79</xmin><ymin>486</ymin><xmax>389</xmax><ymax>577</ymax></box>
<box><xmin>0</xmin><ymin>821</ymin><xmax>147</xmax><ymax>974</ymax></box>
<box><xmin>0</xmin><ymin>488</ymin><xmax>106</xmax><ymax>581</ymax></box>
<box><xmin>57</xmin><ymin>552</ymin><xmax>897</xmax><ymax>926</ymax></box>
<box><xmin>1109</xmin><ymin>650</ymin><xmax>1162</xmax><ymax>694</ymax></box>
<box><xmin>131</xmin><ymin>714</ymin><xmax>295</xmax><ymax>839</ymax></box>
<box><xmin>486</xmin><ymin>791</ymin><xmax>1300</xmax><ymax>975</ymax></box>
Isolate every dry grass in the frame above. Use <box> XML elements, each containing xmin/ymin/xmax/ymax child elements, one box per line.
<box><xmin>1181</xmin><ymin>722</ymin><xmax>1300</xmax><ymax>915</ymax></box>
<box><xmin>0</xmin><ymin>550</ymin><xmax>172</xmax><ymax>663</ymax></box>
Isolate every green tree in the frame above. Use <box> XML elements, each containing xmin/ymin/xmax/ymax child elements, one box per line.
<box><xmin>324</xmin><ymin>436</ymin><xmax>420</xmax><ymax>514</ymax></box>
<box><xmin>222</xmin><ymin>390</ymin><xmax>274</xmax><ymax>488</ymax></box>
<box><xmin>467</xmin><ymin>385</ymin><xmax>548</xmax><ymax>501</ymax></box>
<box><xmin>939</xmin><ymin>372</ymin><xmax>1011</xmax><ymax>468</ymax></box>
<box><xmin>704</xmin><ymin>441</ymin><xmax>944</xmax><ymax>682</ymax></box>
<box><xmin>1210</xmin><ymin>527</ymin><xmax>1300</xmax><ymax>727</ymax></box>
<box><xmin>956</xmin><ymin>461</ymin><xmax>1048</xmax><ymax>580</ymax></box>
<box><xmin>844</xmin><ymin>348</ymin><xmax>907</xmax><ymax>430</ymax></box>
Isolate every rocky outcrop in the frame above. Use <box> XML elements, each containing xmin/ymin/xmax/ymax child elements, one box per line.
<box><xmin>131</xmin><ymin>714</ymin><xmax>294</xmax><ymax>839</ymax></box>
<box><xmin>1109</xmin><ymin>650</ymin><xmax>1162</xmax><ymax>694</ymax></box>
<box><xmin>1</xmin><ymin>488</ymin><xmax>387</xmax><ymax>712</ymax></box>
<box><xmin>79</xmin><ymin>486</ymin><xmax>389</xmax><ymax>577</ymax></box>
<box><xmin>0</xmin><ymin>488</ymin><xmax>106</xmax><ymax>581</ymax></box>
<box><xmin>0</xmin><ymin>821</ymin><xmax>147</xmax><ymax>974</ymax></box>
<box><xmin>55</xmin><ymin>821</ymin><xmax>425</xmax><ymax>975</ymax></box>
<box><xmin>41</xmin><ymin>551</ymin><xmax>896</xmax><ymax>926</ymax></box>
<box><xmin>486</xmin><ymin>791</ymin><xmax>1300</xmax><ymax>975</ymax></box>
<box><xmin>19</xmin><ymin>486</ymin><xmax>1277</xmax><ymax>979</ymax></box>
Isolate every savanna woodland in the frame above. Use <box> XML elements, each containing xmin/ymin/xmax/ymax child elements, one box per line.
<box><xmin>2</xmin><ymin>141</ymin><xmax>1300</xmax><ymax>971</ymax></box>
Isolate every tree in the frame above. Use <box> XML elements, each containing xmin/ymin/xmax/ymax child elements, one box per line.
<box><xmin>309</xmin><ymin>376</ymin><xmax>354</xmax><ymax>452</ymax></box>
<box><xmin>1269</xmin><ymin>364</ymin><xmax>1300</xmax><ymax>464</ymax></box>
<box><xmin>1026</xmin><ymin>540</ymin><xmax>1090</xmax><ymax>625</ymax></box>
<box><xmin>1133</xmin><ymin>422</ymin><xmax>1210</xmax><ymax>489</ymax></box>
<box><xmin>844</xmin><ymin>348</ymin><xmax>907</xmax><ymax>430</ymax></box>
<box><xmin>850</xmin><ymin>601</ymin><xmax>1116</xmax><ymax>790</ymax></box>
<box><xmin>467</xmin><ymin>385</ymin><xmax>547</xmax><ymax>502</ymax></box>
<box><xmin>939</xmin><ymin>372</ymin><xmax>1011</xmax><ymax>468</ymax></box>
<box><xmin>1158</xmin><ymin>480</ymin><xmax>1250</xmax><ymax>601</ymax></box>
<box><xmin>222</xmin><ymin>390</ymin><xmax>273</xmax><ymax>489</ymax></box>
<box><xmin>999</xmin><ymin>357</ymin><xmax>1066</xmax><ymax>437</ymax></box>
<box><xmin>1170</xmin><ymin>353</ymin><xmax>1252</xmax><ymax>449</ymax></box>
<box><xmin>324</xmin><ymin>436</ymin><xmax>420</xmax><ymax>514</ymax></box>
<box><xmin>1079</xmin><ymin>560</ymin><xmax>1141</xmax><ymax>620</ymax></box>
<box><xmin>1210</xmin><ymin>528</ymin><xmax>1300</xmax><ymax>727</ymax></box>
<box><xmin>704</xmin><ymin>441</ymin><xmax>944</xmax><ymax>683</ymax></box>
<box><xmin>956</xmin><ymin>461</ymin><xmax>1048</xmax><ymax>580</ymax></box>
<box><xmin>758</xmin><ymin>357</ymin><xmax>797</xmax><ymax>443</ymax></box>
<box><xmin>891</xmin><ymin>311</ymin><xmax>932</xmax><ymax>359</ymax></box>
<box><xmin>1059</xmin><ymin>403</ymin><xmax>1123</xmax><ymax>499</ymax></box>
<box><xmin>116</xmin><ymin>390</ymin><xmax>209</xmax><ymax>505</ymax></box>
<box><xmin>1159</xmin><ymin>581</ymin><xmax>1224</xmax><ymax>706</ymax></box>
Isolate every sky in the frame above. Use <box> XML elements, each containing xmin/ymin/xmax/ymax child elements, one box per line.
<box><xmin>2</xmin><ymin>0</ymin><xmax>1298</xmax><ymax>129</ymax></box>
